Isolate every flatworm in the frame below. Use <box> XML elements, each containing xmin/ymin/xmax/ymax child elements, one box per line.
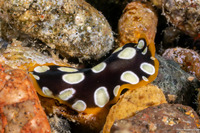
<box><xmin>29</xmin><ymin>38</ymin><xmax>159</xmax><ymax>114</ymax></box>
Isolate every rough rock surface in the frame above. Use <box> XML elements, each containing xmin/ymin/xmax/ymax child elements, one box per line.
<box><xmin>0</xmin><ymin>0</ymin><xmax>114</xmax><ymax>60</ymax></box>
<box><xmin>163</xmin><ymin>47</ymin><xmax>200</xmax><ymax>80</ymax></box>
<box><xmin>152</xmin><ymin>0</ymin><xmax>200</xmax><ymax>37</ymax></box>
<box><xmin>0</xmin><ymin>64</ymin><xmax>51</xmax><ymax>133</ymax></box>
<box><xmin>111</xmin><ymin>103</ymin><xmax>200</xmax><ymax>133</ymax></box>
<box><xmin>118</xmin><ymin>1</ymin><xmax>158</xmax><ymax>46</ymax></box>
<box><xmin>153</xmin><ymin>55</ymin><xmax>200</xmax><ymax>105</ymax></box>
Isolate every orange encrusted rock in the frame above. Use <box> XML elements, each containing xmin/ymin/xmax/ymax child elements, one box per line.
<box><xmin>0</xmin><ymin>64</ymin><xmax>51</xmax><ymax>133</ymax></box>
<box><xmin>118</xmin><ymin>1</ymin><xmax>158</xmax><ymax>46</ymax></box>
<box><xmin>103</xmin><ymin>84</ymin><xmax>167</xmax><ymax>133</ymax></box>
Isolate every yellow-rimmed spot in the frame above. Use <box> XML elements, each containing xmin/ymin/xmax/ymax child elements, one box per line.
<box><xmin>113</xmin><ymin>47</ymin><xmax>122</xmax><ymax>53</ymax></box>
<box><xmin>92</xmin><ymin>62</ymin><xmax>106</xmax><ymax>73</ymax></box>
<box><xmin>58</xmin><ymin>88</ymin><xmax>76</xmax><ymax>101</ymax></box>
<box><xmin>57</xmin><ymin>67</ymin><xmax>78</xmax><ymax>72</ymax></box>
<box><xmin>142</xmin><ymin>47</ymin><xmax>147</xmax><ymax>55</ymax></box>
<box><xmin>120</xmin><ymin>71</ymin><xmax>139</xmax><ymax>84</ymax></box>
<box><xmin>94</xmin><ymin>86</ymin><xmax>110</xmax><ymax>107</ymax></box>
<box><xmin>142</xmin><ymin>76</ymin><xmax>149</xmax><ymax>82</ymax></box>
<box><xmin>31</xmin><ymin>73</ymin><xmax>40</xmax><ymax>80</ymax></box>
<box><xmin>34</xmin><ymin>66</ymin><xmax>50</xmax><ymax>73</ymax></box>
<box><xmin>137</xmin><ymin>39</ymin><xmax>145</xmax><ymax>49</ymax></box>
<box><xmin>62</xmin><ymin>73</ymin><xmax>84</xmax><ymax>84</ymax></box>
<box><xmin>140</xmin><ymin>62</ymin><xmax>155</xmax><ymax>75</ymax></box>
<box><xmin>151</xmin><ymin>56</ymin><xmax>156</xmax><ymax>60</ymax></box>
<box><xmin>113</xmin><ymin>85</ymin><xmax>120</xmax><ymax>97</ymax></box>
<box><xmin>118</xmin><ymin>47</ymin><xmax>136</xmax><ymax>60</ymax></box>
<box><xmin>72</xmin><ymin>100</ymin><xmax>87</xmax><ymax>112</ymax></box>
<box><xmin>42</xmin><ymin>87</ymin><xmax>53</xmax><ymax>96</ymax></box>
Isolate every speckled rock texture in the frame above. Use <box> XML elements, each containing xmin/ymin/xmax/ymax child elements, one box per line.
<box><xmin>110</xmin><ymin>103</ymin><xmax>200</xmax><ymax>133</ymax></box>
<box><xmin>103</xmin><ymin>84</ymin><xmax>167</xmax><ymax>133</ymax></box>
<box><xmin>0</xmin><ymin>64</ymin><xmax>51</xmax><ymax>133</ymax></box>
<box><xmin>118</xmin><ymin>1</ymin><xmax>158</xmax><ymax>46</ymax></box>
<box><xmin>163</xmin><ymin>47</ymin><xmax>200</xmax><ymax>80</ymax></box>
<box><xmin>152</xmin><ymin>0</ymin><xmax>200</xmax><ymax>37</ymax></box>
<box><xmin>0</xmin><ymin>0</ymin><xmax>114</xmax><ymax>60</ymax></box>
<box><xmin>85</xmin><ymin>0</ymin><xmax>134</xmax><ymax>31</ymax></box>
<box><xmin>48</xmin><ymin>115</ymin><xmax>71</xmax><ymax>133</ymax></box>
<box><xmin>153</xmin><ymin>55</ymin><xmax>200</xmax><ymax>105</ymax></box>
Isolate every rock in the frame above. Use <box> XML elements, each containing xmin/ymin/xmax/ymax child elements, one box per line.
<box><xmin>111</xmin><ymin>103</ymin><xmax>200</xmax><ymax>133</ymax></box>
<box><xmin>154</xmin><ymin>0</ymin><xmax>200</xmax><ymax>37</ymax></box>
<box><xmin>161</xmin><ymin>27</ymin><xmax>181</xmax><ymax>48</ymax></box>
<box><xmin>163</xmin><ymin>47</ymin><xmax>200</xmax><ymax>80</ymax></box>
<box><xmin>103</xmin><ymin>84</ymin><xmax>167</xmax><ymax>133</ymax></box>
<box><xmin>0</xmin><ymin>64</ymin><xmax>51</xmax><ymax>133</ymax></box>
<box><xmin>85</xmin><ymin>0</ymin><xmax>128</xmax><ymax>30</ymax></box>
<box><xmin>0</xmin><ymin>39</ymin><xmax>71</xmax><ymax>70</ymax></box>
<box><xmin>0</xmin><ymin>0</ymin><xmax>114</xmax><ymax>60</ymax></box>
<box><xmin>153</xmin><ymin>55</ymin><xmax>200</xmax><ymax>105</ymax></box>
<box><xmin>150</xmin><ymin>0</ymin><xmax>162</xmax><ymax>7</ymax></box>
<box><xmin>48</xmin><ymin>115</ymin><xmax>71</xmax><ymax>133</ymax></box>
<box><xmin>118</xmin><ymin>1</ymin><xmax>158</xmax><ymax>46</ymax></box>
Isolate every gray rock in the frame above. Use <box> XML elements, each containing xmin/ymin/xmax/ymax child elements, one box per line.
<box><xmin>0</xmin><ymin>0</ymin><xmax>114</xmax><ymax>60</ymax></box>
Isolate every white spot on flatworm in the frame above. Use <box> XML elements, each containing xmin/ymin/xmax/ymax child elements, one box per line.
<box><xmin>57</xmin><ymin>67</ymin><xmax>78</xmax><ymax>72</ymax></box>
<box><xmin>42</xmin><ymin>87</ymin><xmax>53</xmax><ymax>96</ymax></box>
<box><xmin>137</xmin><ymin>40</ymin><xmax>145</xmax><ymax>49</ymax></box>
<box><xmin>118</xmin><ymin>47</ymin><xmax>136</xmax><ymax>60</ymax></box>
<box><xmin>34</xmin><ymin>66</ymin><xmax>50</xmax><ymax>73</ymax></box>
<box><xmin>33</xmin><ymin>74</ymin><xmax>40</xmax><ymax>80</ymax></box>
<box><xmin>150</xmin><ymin>57</ymin><xmax>155</xmax><ymax>60</ymax></box>
<box><xmin>142</xmin><ymin>47</ymin><xmax>147</xmax><ymax>55</ymax></box>
<box><xmin>113</xmin><ymin>85</ymin><xmax>120</xmax><ymax>97</ymax></box>
<box><xmin>92</xmin><ymin>62</ymin><xmax>106</xmax><ymax>73</ymax></box>
<box><xmin>58</xmin><ymin>88</ymin><xmax>76</xmax><ymax>101</ymax></box>
<box><xmin>120</xmin><ymin>71</ymin><xmax>139</xmax><ymax>84</ymax></box>
<box><xmin>72</xmin><ymin>100</ymin><xmax>87</xmax><ymax>112</ymax></box>
<box><xmin>142</xmin><ymin>76</ymin><xmax>149</xmax><ymax>82</ymax></box>
<box><xmin>140</xmin><ymin>62</ymin><xmax>155</xmax><ymax>75</ymax></box>
<box><xmin>62</xmin><ymin>73</ymin><xmax>84</xmax><ymax>84</ymax></box>
<box><xmin>94</xmin><ymin>86</ymin><xmax>110</xmax><ymax>107</ymax></box>
<box><xmin>113</xmin><ymin>47</ymin><xmax>122</xmax><ymax>53</ymax></box>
